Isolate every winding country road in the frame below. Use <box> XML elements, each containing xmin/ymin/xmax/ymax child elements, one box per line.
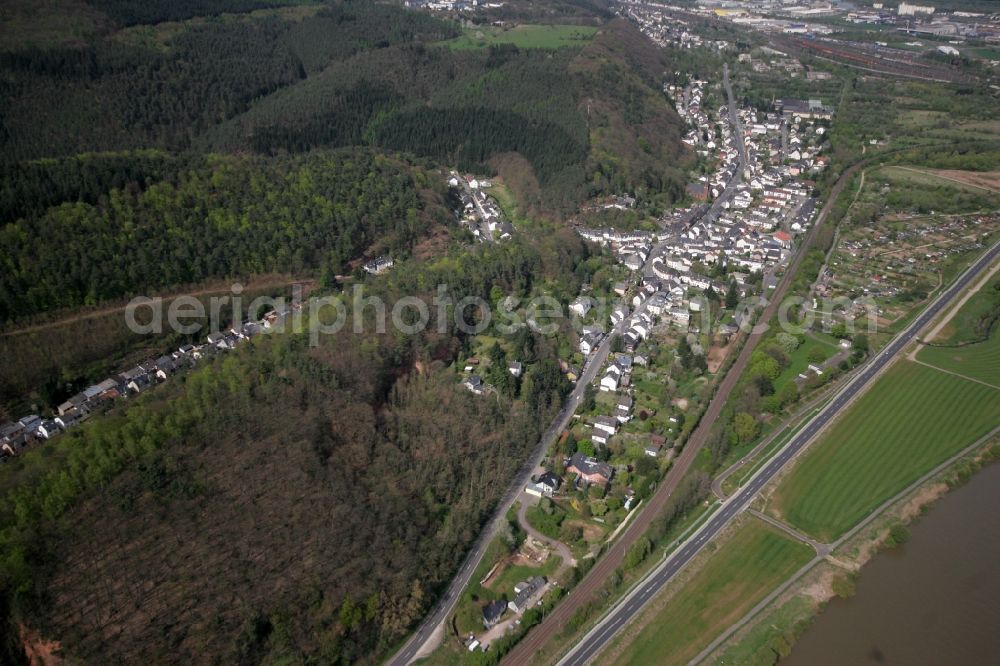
<box><xmin>556</xmin><ymin>238</ymin><xmax>1000</xmax><ymax>665</ymax></box>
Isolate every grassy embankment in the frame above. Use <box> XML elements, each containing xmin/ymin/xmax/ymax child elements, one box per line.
<box><xmin>607</xmin><ymin>519</ymin><xmax>813</xmax><ymax>666</ymax></box>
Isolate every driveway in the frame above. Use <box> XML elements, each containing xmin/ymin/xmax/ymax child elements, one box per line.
<box><xmin>517</xmin><ymin>493</ymin><xmax>577</xmax><ymax>570</ymax></box>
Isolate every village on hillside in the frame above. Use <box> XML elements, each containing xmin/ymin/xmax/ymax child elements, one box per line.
<box><xmin>0</xmin><ymin>304</ymin><xmax>302</xmax><ymax>462</ymax></box>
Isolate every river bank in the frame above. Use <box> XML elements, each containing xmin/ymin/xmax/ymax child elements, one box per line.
<box><xmin>706</xmin><ymin>438</ymin><xmax>1000</xmax><ymax>665</ymax></box>
<box><xmin>785</xmin><ymin>461</ymin><xmax>1000</xmax><ymax>665</ymax></box>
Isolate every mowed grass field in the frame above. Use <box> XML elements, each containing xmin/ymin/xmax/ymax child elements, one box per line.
<box><xmin>918</xmin><ymin>272</ymin><xmax>1000</xmax><ymax>386</ymax></box>
<box><xmin>610</xmin><ymin>520</ymin><xmax>813</xmax><ymax>666</ymax></box>
<box><xmin>439</xmin><ymin>24</ymin><xmax>598</xmax><ymax>50</ymax></box>
<box><xmin>918</xmin><ymin>334</ymin><xmax>1000</xmax><ymax>386</ymax></box>
<box><xmin>771</xmin><ymin>361</ymin><xmax>1000</xmax><ymax>542</ymax></box>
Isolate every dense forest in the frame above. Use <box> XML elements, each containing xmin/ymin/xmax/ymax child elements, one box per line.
<box><xmin>213</xmin><ymin>18</ymin><xmax>689</xmax><ymax>215</ymax></box>
<box><xmin>2</xmin><ymin>2</ymin><xmax>687</xmax><ymax>220</ymax></box>
<box><xmin>0</xmin><ymin>1</ymin><xmax>687</xmax><ymax>662</ymax></box>
<box><xmin>0</xmin><ymin>150</ymin><xmax>449</xmax><ymax>320</ymax></box>
<box><xmin>0</xmin><ymin>3</ymin><xmax>458</xmax><ymax>161</ymax></box>
<box><xmin>0</xmin><ymin>228</ymin><xmax>591</xmax><ymax>663</ymax></box>
<box><xmin>0</xmin><ymin>150</ymin><xmax>183</xmax><ymax>226</ymax></box>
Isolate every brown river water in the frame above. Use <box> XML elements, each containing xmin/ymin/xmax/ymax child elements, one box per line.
<box><xmin>784</xmin><ymin>463</ymin><xmax>1000</xmax><ymax>666</ymax></box>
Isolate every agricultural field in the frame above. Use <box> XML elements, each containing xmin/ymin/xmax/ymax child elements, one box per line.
<box><xmin>770</xmin><ymin>360</ymin><xmax>1000</xmax><ymax>542</ymax></box>
<box><xmin>609</xmin><ymin>519</ymin><xmax>813</xmax><ymax>666</ymax></box>
<box><xmin>924</xmin><ymin>169</ymin><xmax>1000</xmax><ymax>194</ymax></box>
<box><xmin>439</xmin><ymin>24</ymin><xmax>598</xmax><ymax>50</ymax></box>
<box><xmin>878</xmin><ymin>166</ymin><xmax>1000</xmax><ymax>196</ymax></box>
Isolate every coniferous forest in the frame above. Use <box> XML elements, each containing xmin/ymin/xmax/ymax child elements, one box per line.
<box><xmin>0</xmin><ymin>1</ymin><xmax>689</xmax><ymax>663</ymax></box>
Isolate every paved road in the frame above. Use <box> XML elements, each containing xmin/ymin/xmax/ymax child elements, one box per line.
<box><xmin>499</xmin><ymin>63</ymin><xmax>782</xmax><ymax>666</ymax></box>
<box><xmin>556</xmin><ymin>238</ymin><xmax>1000</xmax><ymax>666</ymax></box>
<box><xmin>388</xmin><ymin>64</ymin><xmax>753</xmax><ymax>666</ymax></box>
<box><xmin>385</xmin><ymin>295</ymin><xmax>649</xmax><ymax>665</ymax></box>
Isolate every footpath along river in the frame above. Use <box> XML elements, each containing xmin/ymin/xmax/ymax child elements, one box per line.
<box><xmin>785</xmin><ymin>463</ymin><xmax>1000</xmax><ymax>665</ymax></box>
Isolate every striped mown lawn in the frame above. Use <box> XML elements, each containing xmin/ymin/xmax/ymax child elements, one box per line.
<box><xmin>917</xmin><ymin>332</ymin><xmax>1000</xmax><ymax>386</ymax></box>
<box><xmin>611</xmin><ymin>520</ymin><xmax>813</xmax><ymax>666</ymax></box>
<box><xmin>772</xmin><ymin>361</ymin><xmax>1000</xmax><ymax>542</ymax></box>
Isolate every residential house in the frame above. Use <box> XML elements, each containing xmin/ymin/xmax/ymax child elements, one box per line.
<box><xmin>526</xmin><ymin>471</ymin><xmax>561</xmax><ymax>498</ymax></box>
<box><xmin>609</xmin><ymin>305</ymin><xmax>629</xmax><ymax>326</ymax></box>
<box><xmin>508</xmin><ymin>361</ymin><xmax>523</xmax><ymax>378</ymax></box>
<box><xmin>464</xmin><ymin>375</ymin><xmax>486</xmax><ymax>395</ymax></box>
<box><xmin>127</xmin><ymin>372</ymin><xmax>153</xmax><ymax>393</ymax></box>
<box><xmin>569</xmin><ymin>297</ymin><xmax>593</xmax><ymax>317</ymax></box>
<box><xmin>155</xmin><ymin>355</ymin><xmax>179</xmax><ymax>376</ymax></box>
<box><xmin>593</xmin><ymin>416</ymin><xmax>618</xmax><ymax>436</ymax></box>
<box><xmin>686</xmin><ymin>182</ymin><xmax>709</xmax><ymax>201</ymax></box>
<box><xmin>616</xmin><ymin>395</ymin><xmax>634</xmax><ymax>423</ymax></box>
<box><xmin>508</xmin><ymin>576</ymin><xmax>546</xmax><ymax>613</ymax></box>
<box><xmin>18</xmin><ymin>415</ymin><xmax>41</xmax><ymax>434</ymax></box>
<box><xmin>57</xmin><ymin>392</ymin><xmax>90</xmax><ymax>416</ymax></box>
<box><xmin>623</xmin><ymin>331</ymin><xmax>640</xmax><ymax>353</ymax></box>
<box><xmin>623</xmin><ymin>254</ymin><xmax>644</xmax><ymax>271</ymax></box>
<box><xmin>93</xmin><ymin>378</ymin><xmax>119</xmax><ymax>396</ymax></box>
<box><xmin>36</xmin><ymin>420</ymin><xmax>61</xmax><ymax>440</ymax></box>
<box><xmin>0</xmin><ymin>422</ymin><xmax>24</xmax><ymax>446</ymax></box>
<box><xmin>55</xmin><ymin>407</ymin><xmax>86</xmax><ymax>430</ymax></box>
<box><xmin>580</xmin><ymin>331</ymin><xmax>602</xmax><ymax>356</ymax></box>
<box><xmin>614</xmin><ymin>354</ymin><xmax>634</xmax><ymax>373</ymax></box>
<box><xmin>483</xmin><ymin>599</ymin><xmax>507</xmax><ymax>629</ymax></box>
<box><xmin>599</xmin><ymin>372</ymin><xmax>619</xmax><ymax>392</ymax></box>
<box><xmin>537</xmin><ymin>471</ymin><xmax>561</xmax><ymax>494</ymax></box>
<box><xmin>363</xmin><ymin>256</ymin><xmax>394</xmax><ymax>274</ymax></box>
<box><xmin>567</xmin><ymin>453</ymin><xmax>613</xmax><ymax>485</ymax></box>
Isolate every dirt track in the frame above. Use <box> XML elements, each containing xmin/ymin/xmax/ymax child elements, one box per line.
<box><xmin>1</xmin><ymin>276</ymin><xmax>313</xmax><ymax>338</ymax></box>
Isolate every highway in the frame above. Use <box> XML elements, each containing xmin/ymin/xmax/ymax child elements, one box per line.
<box><xmin>557</xmin><ymin>238</ymin><xmax>1000</xmax><ymax>666</ymax></box>
<box><xmin>499</xmin><ymin>61</ymin><xmax>787</xmax><ymax>666</ymax></box>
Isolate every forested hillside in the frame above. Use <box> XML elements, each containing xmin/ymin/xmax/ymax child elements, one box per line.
<box><xmin>0</xmin><ymin>3</ymin><xmax>458</xmax><ymax>161</ymax></box>
<box><xmin>2</xmin><ymin>2</ymin><xmax>687</xmax><ymax>223</ymax></box>
<box><xmin>0</xmin><ymin>229</ymin><xmax>592</xmax><ymax>664</ymax></box>
<box><xmin>0</xmin><ymin>2</ymin><xmax>685</xmax><ymax>662</ymax></box>
<box><xmin>206</xmin><ymin>17</ymin><xmax>688</xmax><ymax>216</ymax></box>
<box><xmin>0</xmin><ymin>150</ymin><xmax>449</xmax><ymax>320</ymax></box>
